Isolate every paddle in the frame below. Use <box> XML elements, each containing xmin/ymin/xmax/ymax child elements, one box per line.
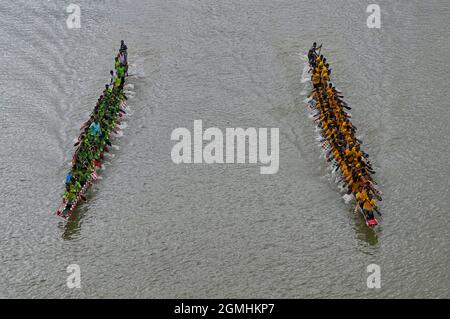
<box><xmin>374</xmin><ymin>206</ymin><xmax>383</xmax><ymax>216</ymax></box>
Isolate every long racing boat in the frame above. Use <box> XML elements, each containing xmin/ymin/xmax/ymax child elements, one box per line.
<box><xmin>303</xmin><ymin>43</ymin><xmax>382</xmax><ymax>228</ymax></box>
<box><xmin>56</xmin><ymin>44</ymin><xmax>129</xmax><ymax>220</ymax></box>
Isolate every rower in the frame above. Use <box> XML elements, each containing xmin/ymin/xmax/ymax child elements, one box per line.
<box><xmin>116</xmin><ymin>65</ymin><xmax>125</xmax><ymax>84</ymax></box>
<box><xmin>363</xmin><ymin>195</ymin><xmax>377</xmax><ymax>219</ymax></box>
<box><xmin>312</xmin><ymin>72</ymin><xmax>321</xmax><ymax>89</ymax></box>
<box><xmin>115</xmin><ymin>57</ymin><xmax>121</xmax><ymax>73</ymax></box>
<box><xmin>65</xmin><ymin>171</ymin><xmax>73</xmax><ymax>191</ymax></box>
<box><xmin>114</xmin><ymin>74</ymin><xmax>121</xmax><ymax>88</ymax></box>
<box><xmin>110</xmin><ymin>70</ymin><xmax>115</xmax><ymax>86</ymax></box>
<box><xmin>104</xmin><ymin>84</ymin><xmax>112</xmax><ymax>95</ymax></box>
<box><xmin>89</xmin><ymin>118</ymin><xmax>101</xmax><ymax>136</ymax></box>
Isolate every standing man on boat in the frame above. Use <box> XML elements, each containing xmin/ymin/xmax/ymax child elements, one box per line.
<box><xmin>308</xmin><ymin>42</ymin><xmax>321</xmax><ymax>65</ymax></box>
<box><xmin>119</xmin><ymin>40</ymin><xmax>129</xmax><ymax>77</ymax></box>
<box><xmin>120</xmin><ymin>40</ymin><xmax>127</xmax><ymax>61</ymax></box>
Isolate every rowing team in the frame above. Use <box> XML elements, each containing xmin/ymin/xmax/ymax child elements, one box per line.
<box><xmin>60</xmin><ymin>41</ymin><xmax>129</xmax><ymax>215</ymax></box>
<box><xmin>307</xmin><ymin>42</ymin><xmax>382</xmax><ymax>226</ymax></box>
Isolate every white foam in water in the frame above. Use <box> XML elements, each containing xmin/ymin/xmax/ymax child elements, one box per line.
<box><xmin>342</xmin><ymin>194</ymin><xmax>354</xmax><ymax>204</ymax></box>
<box><xmin>130</xmin><ymin>57</ymin><xmax>146</xmax><ymax>77</ymax></box>
<box><xmin>114</xmin><ymin>130</ymin><xmax>124</xmax><ymax>137</ymax></box>
<box><xmin>117</xmin><ymin>123</ymin><xmax>127</xmax><ymax>129</ymax></box>
<box><xmin>301</xmin><ymin>82</ymin><xmax>310</xmax><ymax>95</ymax></box>
<box><xmin>301</xmin><ymin>62</ymin><xmax>309</xmax><ymax>72</ymax></box>
<box><xmin>112</xmin><ymin>145</ymin><xmax>120</xmax><ymax>150</ymax></box>
<box><xmin>301</xmin><ymin>75</ymin><xmax>310</xmax><ymax>83</ymax></box>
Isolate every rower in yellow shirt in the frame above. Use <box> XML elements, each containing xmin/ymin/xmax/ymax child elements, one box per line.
<box><xmin>321</xmin><ymin>68</ymin><xmax>329</xmax><ymax>83</ymax></box>
<box><xmin>363</xmin><ymin>196</ymin><xmax>377</xmax><ymax>219</ymax></box>
<box><xmin>356</xmin><ymin>187</ymin><xmax>368</xmax><ymax>203</ymax></box>
<box><xmin>312</xmin><ymin>73</ymin><xmax>321</xmax><ymax>88</ymax></box>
